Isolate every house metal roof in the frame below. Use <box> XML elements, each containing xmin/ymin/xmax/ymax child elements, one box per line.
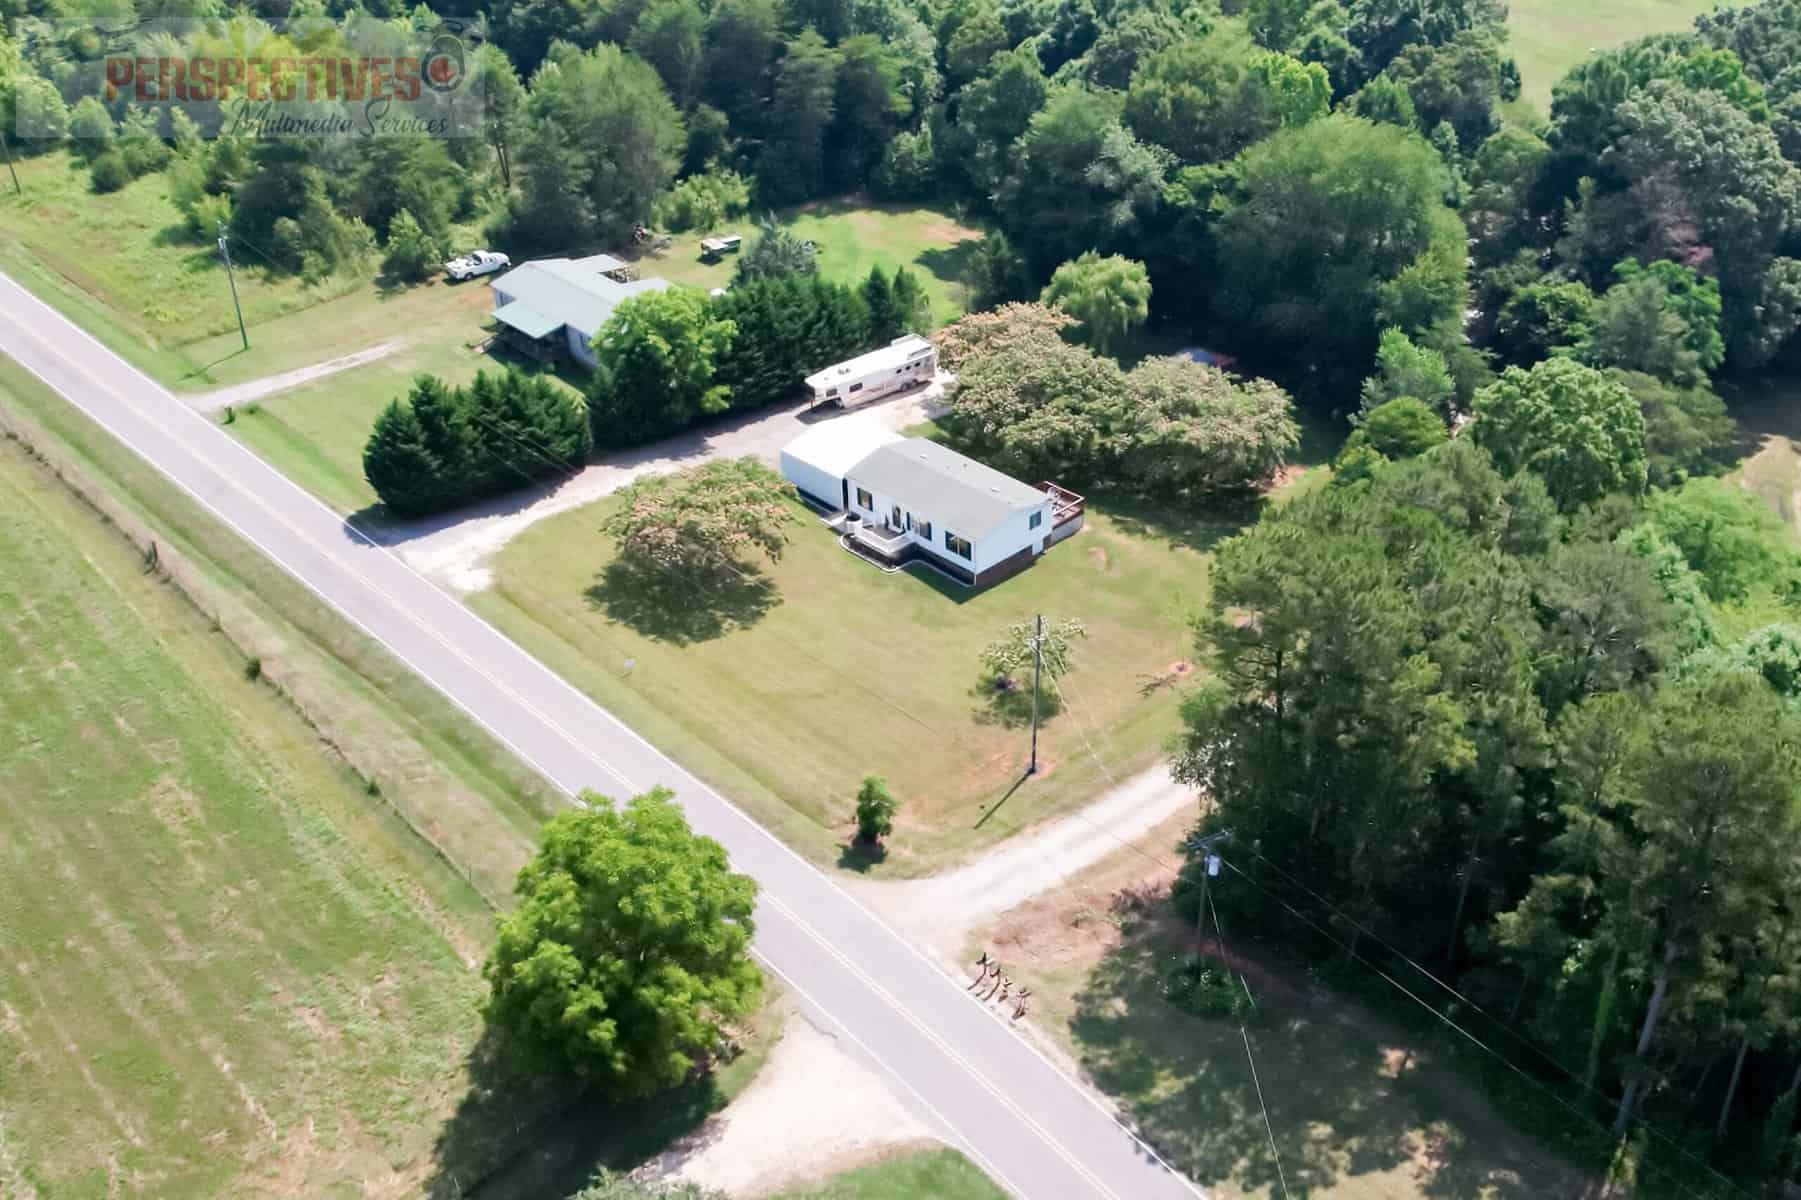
<box><xmin>491</xmin><ymin>300</ymin><xmax>561</xmax><ymax>340</ymax></box>
<box><xmin>780</xmin><ymin>418</ymin><xmax>904</xmax><ymax>481</ymax></box>
<box><xmin>488</xmin><ymin>257</ymin><xmax>670</xmax><ymax>340</ymax></box>
<box><xmin>848</xmin><ymin>437</ymin><xmax>1046</xmax><ymax>540</ymax></box>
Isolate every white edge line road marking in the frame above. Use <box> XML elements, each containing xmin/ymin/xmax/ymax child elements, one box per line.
<box><xmin>755</xmin><ymin>955</ymin><xmax>1031</xmax><ymax>1200</ymax></box>
<box><xmin>0</xmin><ymin>273</ymin><xmax>1207</xmax><ymax>1199</ymax></box>
<box><xmin>760</xmin><ymin>892</ymin><xmax>1121</xmax><ymax>1200</ymax></box>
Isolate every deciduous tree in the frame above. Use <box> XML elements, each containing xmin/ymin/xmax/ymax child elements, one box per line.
<box><xmin>1211</xmin><ymin>114</ymin><xmax>1469</xmax><ymax>395</ymax></box>
<box><xmin>590</xmin><ymin>289</ymin><xmax>738</xmax><ymax>445</ymax></box>
<box><xmin>1039</xmin><ymin>252</ymin><xmax>1151</xmax><ymax>356</ymax></box>
<box><xmin>604</xmin><ymin>458</ymin><xmax>796</xmax><ymax>579</ymax></box>
<box><xmin>1472</xmin><ymin>358</ymin><xmax>1646</xmax><ymax>510</ymax></box>
<box><xmin>484</xmin><ymin>789</ymin><xmax>762</xmax><ymax>1095</ymax></box>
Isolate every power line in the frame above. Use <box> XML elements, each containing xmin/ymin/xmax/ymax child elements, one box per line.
<box><xmin>1234</xmin><ymin>846</ymin><xmax>1758</xmax><ymax>1200</ymax></box>
<box><xmin>1211</xmin><ymin>854</ymin><xmax>1727</xmax><ymax>1200</ymax></box>
<box><xmin>1201</xmin><ymin>879</ymin><xmax>1294</xmax><ymax>1200</ymax></box>
<box><xmin>1241</xmin><ymin>1025</ymin><xmax>1294</xmax><ymax>1200</ymax></box>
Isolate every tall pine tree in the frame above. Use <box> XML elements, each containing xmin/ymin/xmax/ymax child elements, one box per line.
<box><xmin>862</xmin><ymin>265</ymin><xmax>901</xmax><ymax>343</ymax></box>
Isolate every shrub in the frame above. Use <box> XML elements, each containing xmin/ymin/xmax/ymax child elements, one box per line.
<box><xmin>88</xmin><ymin>151</ymin><xmax>132</xmax><ymax>194</ymax></box>
<box><xmin>363</xmin><ymin>370</ymin><xmax>592</xmax><ymax>517</ymax></box>
<box><xmin>853</xmin><ymin>775</ymin><xmax>898</xmax><ymax>844</ymax></box>
<box><xmin>655</xmin><ymin>168</ymin><xmax>751</xmax><ymax>233</ymax></box>
<box><xmin>1161</xmin><ymin>954</ymin><xmax>1251</xmax><ymax>1020</ymax></box>
<box><xmin>381</xmin><ymin>209</ymin><xmax>442</xmax><ymax>283</ymax></box>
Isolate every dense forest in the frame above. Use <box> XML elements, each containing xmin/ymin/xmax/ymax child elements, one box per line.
<box><xmin>15</xmin><ymin>0</ymin><xmax>1801</xmax><ymax>1188</ymax></box>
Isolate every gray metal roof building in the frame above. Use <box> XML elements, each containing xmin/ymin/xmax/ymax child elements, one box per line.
<box><xmin>488</xmin><ymin>255</ymin><xmax>670</xmax><ymax>343</ymax></box>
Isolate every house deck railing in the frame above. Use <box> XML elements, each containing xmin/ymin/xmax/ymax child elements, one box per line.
<box><xmin>1040</xmin><ymin>482</ymin><xmax>1085</xmax><ymax>526</ymax></box>
<box><xmin>826</xmin><ymin>512</ymin><xmax>914</xmax><ymax>558</ymax></box>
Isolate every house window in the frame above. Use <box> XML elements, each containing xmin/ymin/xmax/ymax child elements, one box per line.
<box><xmin>826</xmin><ymin>387</ymin><xmax>839</xmax><ymax>397</ymax></box>
<box><xmin>856</xmin><ymin>487</ymin><xmax>873</xmax><ymax>510</ymax></box>
<box><xmin>891</xmin><ymin>505</ymin><xmax>903</xmax><ymax>528</ymax></box>
<box><xmin>849</xmin><ymin>382</ymin><xmax>864</xmax><ymax>393</ymax></box>
<box><xmin>1029</xmin><ymin>511</ymin><xmax>1043</xmax><ymax>530</ymax></box>
<box><xmin>945</xmin><ymin>531</ymin><xmax>973</xmax><ymax>560</ymax></box>
<box><xmin>918</xmin><ymin>520</ymin><xmax>932</xmax><ymax>540</ymax></box>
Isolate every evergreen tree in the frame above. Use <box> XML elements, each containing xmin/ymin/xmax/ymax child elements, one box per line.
<box><xmin>363</xmin><ymin>399</ymin><xmax>442</xmax><ymax>516</ymax></box>
<box><xmin>890</xmin><ymin>268</ymin><xmax>930</xmax><ymax>334</ymax></box>
<box><xmin>862</xmin><ymin>266</ymin><xmax>900</xmax><ymax>343</ymax></box>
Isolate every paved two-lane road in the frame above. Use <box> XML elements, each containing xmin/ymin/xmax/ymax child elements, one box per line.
<box><xmin>0</xmin><ymin>271</ymin><xmax>1204</xmax><ymax>1200</ymax></box>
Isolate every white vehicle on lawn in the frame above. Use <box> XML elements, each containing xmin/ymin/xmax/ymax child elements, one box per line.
<box><xmin>444</xmin><ymin>250</ymin><xmax>511</xmax><ymax>281</ymax></box>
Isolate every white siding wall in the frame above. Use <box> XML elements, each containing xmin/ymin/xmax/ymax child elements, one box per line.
<box><xmin>971</xmin><ymin>503</ymin><xmax>1051</xmax><ymax>574</ymax></box>
<box><xmin>780</xmin><ymin>451</ymin><xmax>845</xmax><ymax>509</ymax></box>
<box><xmin>843</xmin><ymin>473</ymin><xmax>1050</xmax><ymax>577</ymax></box>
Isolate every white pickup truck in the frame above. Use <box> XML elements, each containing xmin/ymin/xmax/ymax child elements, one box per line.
<box><xmin>443</xmin><ymin>250</ymin><xmax>511</xmax><ymax>281</ymax></box>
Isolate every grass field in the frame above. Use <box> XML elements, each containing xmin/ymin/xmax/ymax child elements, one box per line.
<box><xmin>773</xmin><ymin>1149</ymin><xmax>1007</xmax><ymax>1199</ymax></box>
<box><xmin>638</xmin><ymin>199</ymin><xmax>983</xmax><ymax>328</ymax></box>
<box><xmin>471</xmin><ymin>491</ymin><xmax>1223</xmax><ymax>873</ymax></box>
<box><xmin>0</xmin><ymin>430</ymin><xmax>491</xmax><ymax>1197</ymax></box>
<box><xmin>1507</xmin><ymin>0</ymin><xmax>1744</xmax><ymax>115</ymax></box>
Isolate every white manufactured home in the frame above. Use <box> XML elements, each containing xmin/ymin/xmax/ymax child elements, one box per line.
<box><xmin>805</xmin><ymin>334</ymin><xmax>938</xmax><ymax>407</ymax></box>
<box><xmin>779</xmin><ymin>421</ymin><xmax>1084</xmax><ymax>587</ymax></box>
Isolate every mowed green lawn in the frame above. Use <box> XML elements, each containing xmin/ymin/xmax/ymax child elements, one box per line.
<box><xmin>471</xmin><ymin>492</ymin><xmax>1217</xmax><ymax>873</ymax></box>
<box><xmin>225</xmin><ymin>281</ymin><xmax>518</xmax><ymax>514</ymax></box>
<box><xmin>639</xmin><ymin>199</ymin><xmax>983</xmax><ymax>328</ymax></box>
<box><xmin>0</xmin><ymin>438</ymin><xmax>490</xmax><ymax>1196</ymax></box>
<box><xmin>1507</xmin><ymin>0</ymin><xmax>1746</xmax><ymax>114</ymax></box>
<box><xmin>773</xmin><ymin>1149</ymin><xmax>1008</xmax><ymax>1199</ymax></box>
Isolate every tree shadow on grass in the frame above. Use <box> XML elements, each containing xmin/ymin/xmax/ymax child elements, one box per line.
<box><xmin>1092</xmin><ymin>489</ymin><xmax>1262</xmax><ymax>556</ymax></box>
<box><xmin>1070</xmin><ymin>913</ymin><xmax>1587</xmax><ymax>1200</ymax></box>
<box><xmin>916</xmin><ymin>240</ymin><xmax>983</xmax><ymax>289</ymax></box>
<box><xmin>584</xmin><ymin>558</ymin><xmax>780</xmax><ymax>646</ymax></box>
<box><xmin>971</xmin><ymin>674</ymin><xmax>1062</xmax><ymax>730</ymax></box>
<box><xmin>837</xmin><ymin>837</ymin><xmax>888</xmax><ymax>873</ymax></box>
<box><xmin>424</xmin><ymin>1028</ymin><xmax>733</xmax><ymax>1200</ymax></box>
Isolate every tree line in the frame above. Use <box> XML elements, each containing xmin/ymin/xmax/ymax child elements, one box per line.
<box><xmin>587</xmin><ymin>259</ymin><xmax>929</xmax><ymax>447</ymax></box>
<box><xmin>13</xmin><ymin>0</ymin><xmax>1801</xmax><ymax>410</ymax></box>
<box><xmin>1174</xmin><ymin>350</ymin><xmax>1801</xmax><ymax>1184</ymax></box>
<box><xmin>934</xmin><ymin>302</ymin><xmax>1300</xmax><ymax>496</ymax></box>
<box><xmin>363</xmin><ymin>369</ymin><xmax>591</xmax><ymax>516</ymax></box>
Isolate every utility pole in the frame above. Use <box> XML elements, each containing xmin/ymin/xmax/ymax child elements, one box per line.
<box><xmin>1027</xmin><ymin>613</ymin><xmax>1043</xmax><ymax>775</ymax></box>
<box><xmin>218</xmin><ymin>221</ymin><xmax>248</xmax><ymax>351</ymax></box>
<box><xmin>0</xmin><ymin>129</ymin><xmax>20</xmax><ymax>198</ymax></box>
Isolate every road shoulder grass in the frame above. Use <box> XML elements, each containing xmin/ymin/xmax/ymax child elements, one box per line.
<box><xmin>0</xmin><ymin>358</ymin><xmax>792</xmax><ymax>1198</ymax></box>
